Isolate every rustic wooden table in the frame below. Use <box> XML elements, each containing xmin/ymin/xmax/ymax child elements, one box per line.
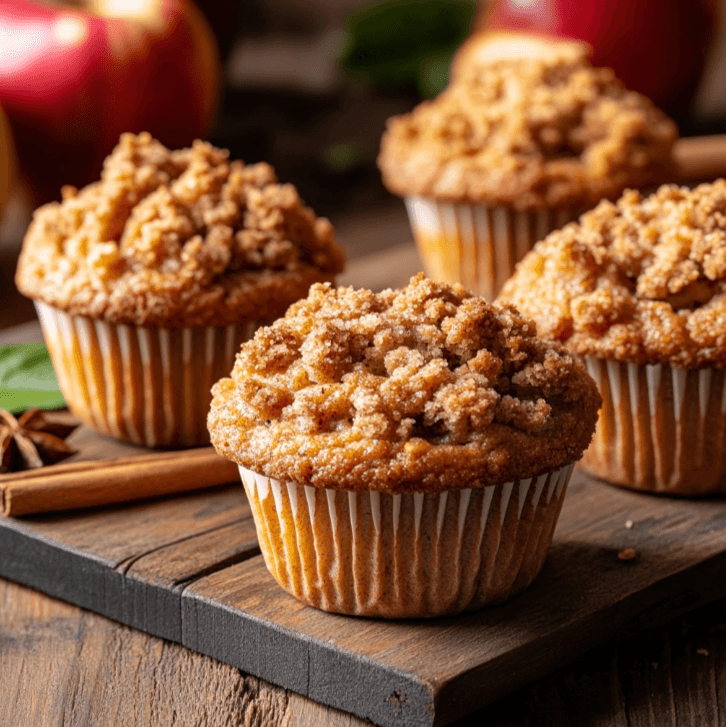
<box><xmin>5</xmin><ymin>574</ymin><xmax>726</xmax><ymax>727</ymax></box>
<box><xmin>4</xmin><ymin>147</ymin><xmax>726</xmax><ymax>725</ymax></box>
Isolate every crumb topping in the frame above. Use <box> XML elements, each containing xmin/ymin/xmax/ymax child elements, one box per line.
<box><xmin>497</xmin><ymin>181</ymin><xmax>726</xmax><ymax>367</ymax></box>
<box><xmin>208</xmin><ymin>274</ymin><xmax>600</xmax><ymax>491</ymax></box>
<box><xmin>378</xmin><ymin>35</ymin><xmax>677</xmax><ymax>208</ymax></box>
<box><xmin>16</xmin><ymin>133</ymin><xmax>345</xmax><ymax>327</ymax></box>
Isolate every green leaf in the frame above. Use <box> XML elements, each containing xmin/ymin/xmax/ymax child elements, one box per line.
<box><xmin>322</xmin><ymin>141</ymin><xmax>364</xmax><ymax>173</ymax></box>
<box><xmin>0</xmin><ymin>344</ymin><xmax>66</xmax><ymax>414</ymax></box>
<box><xmin>339</xmin><ymin>0</ymin><xmax>476</xmax><ymax>94</ymax></box>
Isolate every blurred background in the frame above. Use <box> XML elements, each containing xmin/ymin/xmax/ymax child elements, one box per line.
<box><xmin>3</xmin><ymin>0</ymin><xmax>726</xmax><ymax>329</ymax></box>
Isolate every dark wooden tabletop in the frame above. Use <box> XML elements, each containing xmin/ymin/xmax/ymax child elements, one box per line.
<box><xmin>5</xmin><ymin>574</ymin><xmax>726</xmax><ymax>727</ymax></box>
<box><xmin>3</xmin><ymin>175</ymin><xmax>726</xmax><ymax>725</ymax></box>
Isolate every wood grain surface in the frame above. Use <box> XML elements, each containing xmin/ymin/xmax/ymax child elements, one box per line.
<box><xmin>5</xmin><ymin>563</ymin><xmax>726</xmax><ymax>727</ymax></box>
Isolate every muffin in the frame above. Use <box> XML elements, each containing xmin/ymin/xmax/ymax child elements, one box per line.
<box><xmin>208</xmin><ymin>273</ymin><xmax>600</xmax><ymax>618</ymax></box>
<box><xmin>497</xmin><ymin>181</ymin><xmax>726</xmax><ymax>496</ymax></box>
<box><xmin>378</xmin><ymin>33</ymin><xmax>677</xmax><ymax>302</ymax></box>
<box><xmin>15</xmin><ymin>132</ymin><xmax>345</xmax><ymax>448</ymax></box>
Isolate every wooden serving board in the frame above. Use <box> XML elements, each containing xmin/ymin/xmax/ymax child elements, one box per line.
<box><xmin>3</xmin><ymin>422</ymin><xmax>726</xmax><ymax>727</ymax></box>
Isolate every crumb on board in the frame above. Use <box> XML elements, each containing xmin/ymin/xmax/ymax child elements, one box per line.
<box><xmin>618</xmin><ymin>548</ymin><xmax>637</xmax><ymax>561</ymax></box>
<box><xmin>625</xmin><ymin>519</ymin><xmax>634</xmax><ymax>529</ymax></box>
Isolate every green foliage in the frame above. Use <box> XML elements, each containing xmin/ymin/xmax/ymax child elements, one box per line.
<box><xmin>323</xmin><ymin>141</ymin><xmax>364</xmax><ymax>173</ymax></box>
<box><xmin>0</xmin><ymin>344</ymin><xmax>65</xmax><ymax>414</ymax></box>
<box><xmin>340</xmin><ymin>0</ymin><xmax>477</xmax><ymax>97</ymax></box>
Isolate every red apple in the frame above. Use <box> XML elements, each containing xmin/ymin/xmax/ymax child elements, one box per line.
<box><xmin>0</xmin><ymin>0</ymin><xmax>221</xmax><ymax>205</ymax></box>
<box><xmin>479</xmin><ymin>0</ymin><xmax>715</xmax><ymax>117</ymax></box>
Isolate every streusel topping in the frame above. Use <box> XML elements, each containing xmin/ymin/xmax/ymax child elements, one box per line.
<box><xmin>209</xmin><ymin>274</ymin><xmax>600</xmax><ymax>491</ymax></box>
<box><xmin>378</xmin><ymin>35</ymin><xmax>677</xmax><ymax>208</ymax></box>
<box><xmin>497</xmin><ymin>181</ymin><xmax>726</xmax><ymax>367</ymax></box>
<box><xmin>16</xmin><ymin>133</ymin><xmax>345</xmax><ymax>327</ymax></box>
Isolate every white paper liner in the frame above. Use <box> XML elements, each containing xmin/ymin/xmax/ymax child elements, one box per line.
<box><xmin>239</xmin><ymin>462</ymin><xmax>575</xmax><ymax>618</ymax></box>
<box><xmin>582</xmin><ymin>357</ymin><xmax>726</xmax><ymax>495</ymax></box>
<box><xmin>404</xmin><ymin>196</ymin><xmax>579</xmax><ymax>300</ymax></box>
<box><xmin>35</xmin><ymin>301</ymin><xmax>258</xmax><ymax>448</ymax></box>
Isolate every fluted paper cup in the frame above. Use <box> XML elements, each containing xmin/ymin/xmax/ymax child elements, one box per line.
<box><xmin>404</xmin><ymin>196</ymin><xmax>580</xmax><ymax>300</ymax></box>
<box><xmin>582</xmin><ymin>357</ymin><xmax>726</xmax><ymax>495</ymax></box>
<box><xmin>239</xmin><ymin>462</ymin><xmax>575</xmax><ymax>618</ymax></box>
<box><xmin>35</xmin><ymin>301</ymin><xmax>259</xmax><ymax>448</ymax></box>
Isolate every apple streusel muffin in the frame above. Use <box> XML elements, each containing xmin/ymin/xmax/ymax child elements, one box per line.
<box><xmin>16</xmin><ymin>132</ymin><xmax>345</xmax><ymax>447</ymax></box>
<box><xmin>209</xmin><ymin>273</ymin><xmax>600</xmax><ymax>617</ymax></box>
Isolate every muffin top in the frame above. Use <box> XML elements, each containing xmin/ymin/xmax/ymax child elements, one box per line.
<box><xmin>209</xmin><ymin>274</ymin><xmax>600</xmax><ymax>492</ymax></box>
<box><xmin>497</xmin><ymin>181</ymin><xmax>726</xmax><ymax>368</ymax></box>
<box><xmin>378</xmin><ymin>34</ymin><xmax>677</xmax><ymax>209</ymax></box>
<box><xmin>16</xmin><ymin>133</ymin><xmax>345</xmax><ymax>328</ymax></box>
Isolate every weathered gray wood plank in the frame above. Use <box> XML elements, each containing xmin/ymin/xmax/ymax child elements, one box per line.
<box><xmin>0</xmin><ymin>483</ymin><xmax>257</xmax><ymax>642</ymax></box>
<box><xmin>123</xmin><ymin>520</ymin><xmax>260</xmax><ymax>640</ymax></box>
<box><xmin>182</xmin><ymin>556</ymin><xmax>435</xmax><ymax>727</ymax></box>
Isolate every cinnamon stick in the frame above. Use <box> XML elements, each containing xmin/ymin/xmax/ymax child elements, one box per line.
<box><xmin>0</xmin><ymin>447</ymin><xmax>240</xmax><ymax>517</ymax></box>
<box><xmin>674</xmin><ymin>135</ymin><xmax>726</xmax><ymax>183</ymax></box>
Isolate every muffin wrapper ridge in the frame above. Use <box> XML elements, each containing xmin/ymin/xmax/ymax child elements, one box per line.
<box><xmin>35</xmin><ymin>301</ymin><xmax>257</xmax><ymax>448</ymax></box>
<box><xmin>582</xmin><ymin>358</ymin><xmax>726</xmax><ymax>495</ymax></box>
<box><xmin>239</xmin><ymin>462</ymin><xmax>575</xmax><ymax>618</ymax></box>
<box><xmin>404</xmin><ymin>196</ymin><xmax>579</xmax><ymax>301</ymax></box>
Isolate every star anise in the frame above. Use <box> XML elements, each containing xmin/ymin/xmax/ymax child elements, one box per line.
<box><xmin>0</xmin><ymin>408</ymin><xmax>79</xmax><ymax>474</ymax></box>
